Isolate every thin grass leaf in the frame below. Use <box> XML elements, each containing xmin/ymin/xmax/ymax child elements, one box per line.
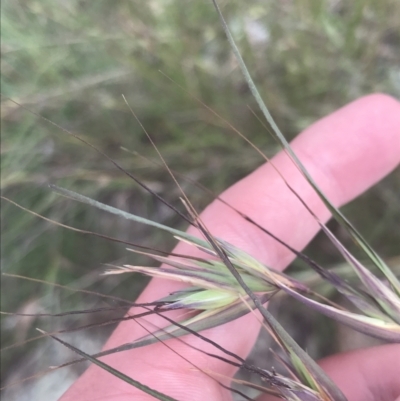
<box><xmin>1</xmin><ymin>195</ymin><xmax>209</xmax><ymax>262</ymax></box>
<box><xmin>319</xmin><ymin>225</ymin><xmax>400</xmax><ymax>323</ymax></box>
<box><xmin>289</xmin><ymin>255</ymin><xmax>394</xmax><ymax>322</ymax></box>
<box><xmin>280</xmin><ymin>283</ymin><xmax>400</xmax><ymax>343</ymax></box>
<box><xmin>210</xmin><ymin>0</ymin><xmax>400</xmax><ymax>295</ymax></box>
<box><xmin>126</xmin><ymin>249</ymin><xmax>213</xmax><ymax>272</ymax></box>
<box><xmin>36</xmin><ymin>329</ymin><xmax>180</xmax><ymax>401</ymax></box>
<box><xmin>291</xmin><ymin>257</ymin><xmax>400</xmax><ymax>299</ymax></box>
<box><xmin>2</xmin><ymin>272</ymin><xmax>135</xmax><ymax>306</ymax></box>
<box><xmin>50</xmin><ymin>185</ymin><xmax>207</xmax><ymax>248</ymax></box>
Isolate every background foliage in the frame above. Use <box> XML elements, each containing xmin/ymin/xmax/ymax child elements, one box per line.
<box><xmin>2</xmin><ymin>0</ymin><xmax>400</xmax><ymax>399</ymax></box>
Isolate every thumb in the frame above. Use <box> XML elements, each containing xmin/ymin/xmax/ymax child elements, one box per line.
<box><xmin>318</xmin><ymin>344</ymin><xmax>400</xmax><ymax>401</ymax></box>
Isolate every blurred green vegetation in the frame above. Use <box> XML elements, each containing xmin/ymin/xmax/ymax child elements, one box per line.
<box><xmin>1</xmin><ymin>0</ymin><xmax>400</xmax><ymax>398</ymax></box>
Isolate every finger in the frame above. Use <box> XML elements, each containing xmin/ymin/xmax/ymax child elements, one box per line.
<box><xmin>319</xmin><ymin>344</ymin><xmax>400</xmax><ymax>401</ymax></box>
<box><xmin>259</xmin><ymin>344</ymin><xmax>400</xmax><ymax>401</ymax></box>
<box><xmin>60</xmin><ymin>94</ymin><xmax>400</xmax><ymax>401</ymax></box>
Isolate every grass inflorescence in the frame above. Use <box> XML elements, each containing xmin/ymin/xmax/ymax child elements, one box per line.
<box><xmin>1</xmin><ymin>1</ymin><xmax>400</xmax><ymax>400</ymax></box>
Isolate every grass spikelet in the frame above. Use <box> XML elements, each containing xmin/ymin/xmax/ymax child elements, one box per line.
<box><xmin>2</xmin><ymin>1</ymin><xmax>400</xmax><ymax>400</ymax></box>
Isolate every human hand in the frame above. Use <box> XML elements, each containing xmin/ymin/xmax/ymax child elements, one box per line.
<box><xmin>60</xmin><ymin>94</ymin><xmax>400</xmax><ymax>401</ymax></box>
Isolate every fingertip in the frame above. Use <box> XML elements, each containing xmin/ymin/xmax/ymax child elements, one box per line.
<box><xmin>361</xmin><ymin>92</ymin><xmax>400</xmax><ymax>113</ymax></box>
<box><xmin>293</xmin><ymin>93</ymin><xmax>400</xmax><ymax>205</ymax></box>
<box><xmin>350</xmin><ymin>93</ymin><xmax>400</xmax><ymax>169</ymax></box>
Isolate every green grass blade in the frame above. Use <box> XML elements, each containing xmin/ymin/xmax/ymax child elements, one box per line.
<box><xmin>36</xmin><ymin>329</ymin><xmax>180</xmax><ymax>401</ymax></box>
<box><xmin>50</xmin><ymin>185</ymin><xmax>208</xmax><ymax>248</ymax></box>
<box><xmin>288</xmin><ymin>245</ymin><xmax>397</xmax><ymax>322</ymax></box>
<box><xmin>210</xmin><ymin>0</ymin><xmax>400</xmax><ymax>294</ymax></box>
<box><xmin>281</xmin><ymin>284</ymin><xmax>400</xmax><ymax>342</ymax></box>
<box><xmin>320</xmin><ymin>225</ymin><xmax>400</xmax><ymax>323</ymax></box>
